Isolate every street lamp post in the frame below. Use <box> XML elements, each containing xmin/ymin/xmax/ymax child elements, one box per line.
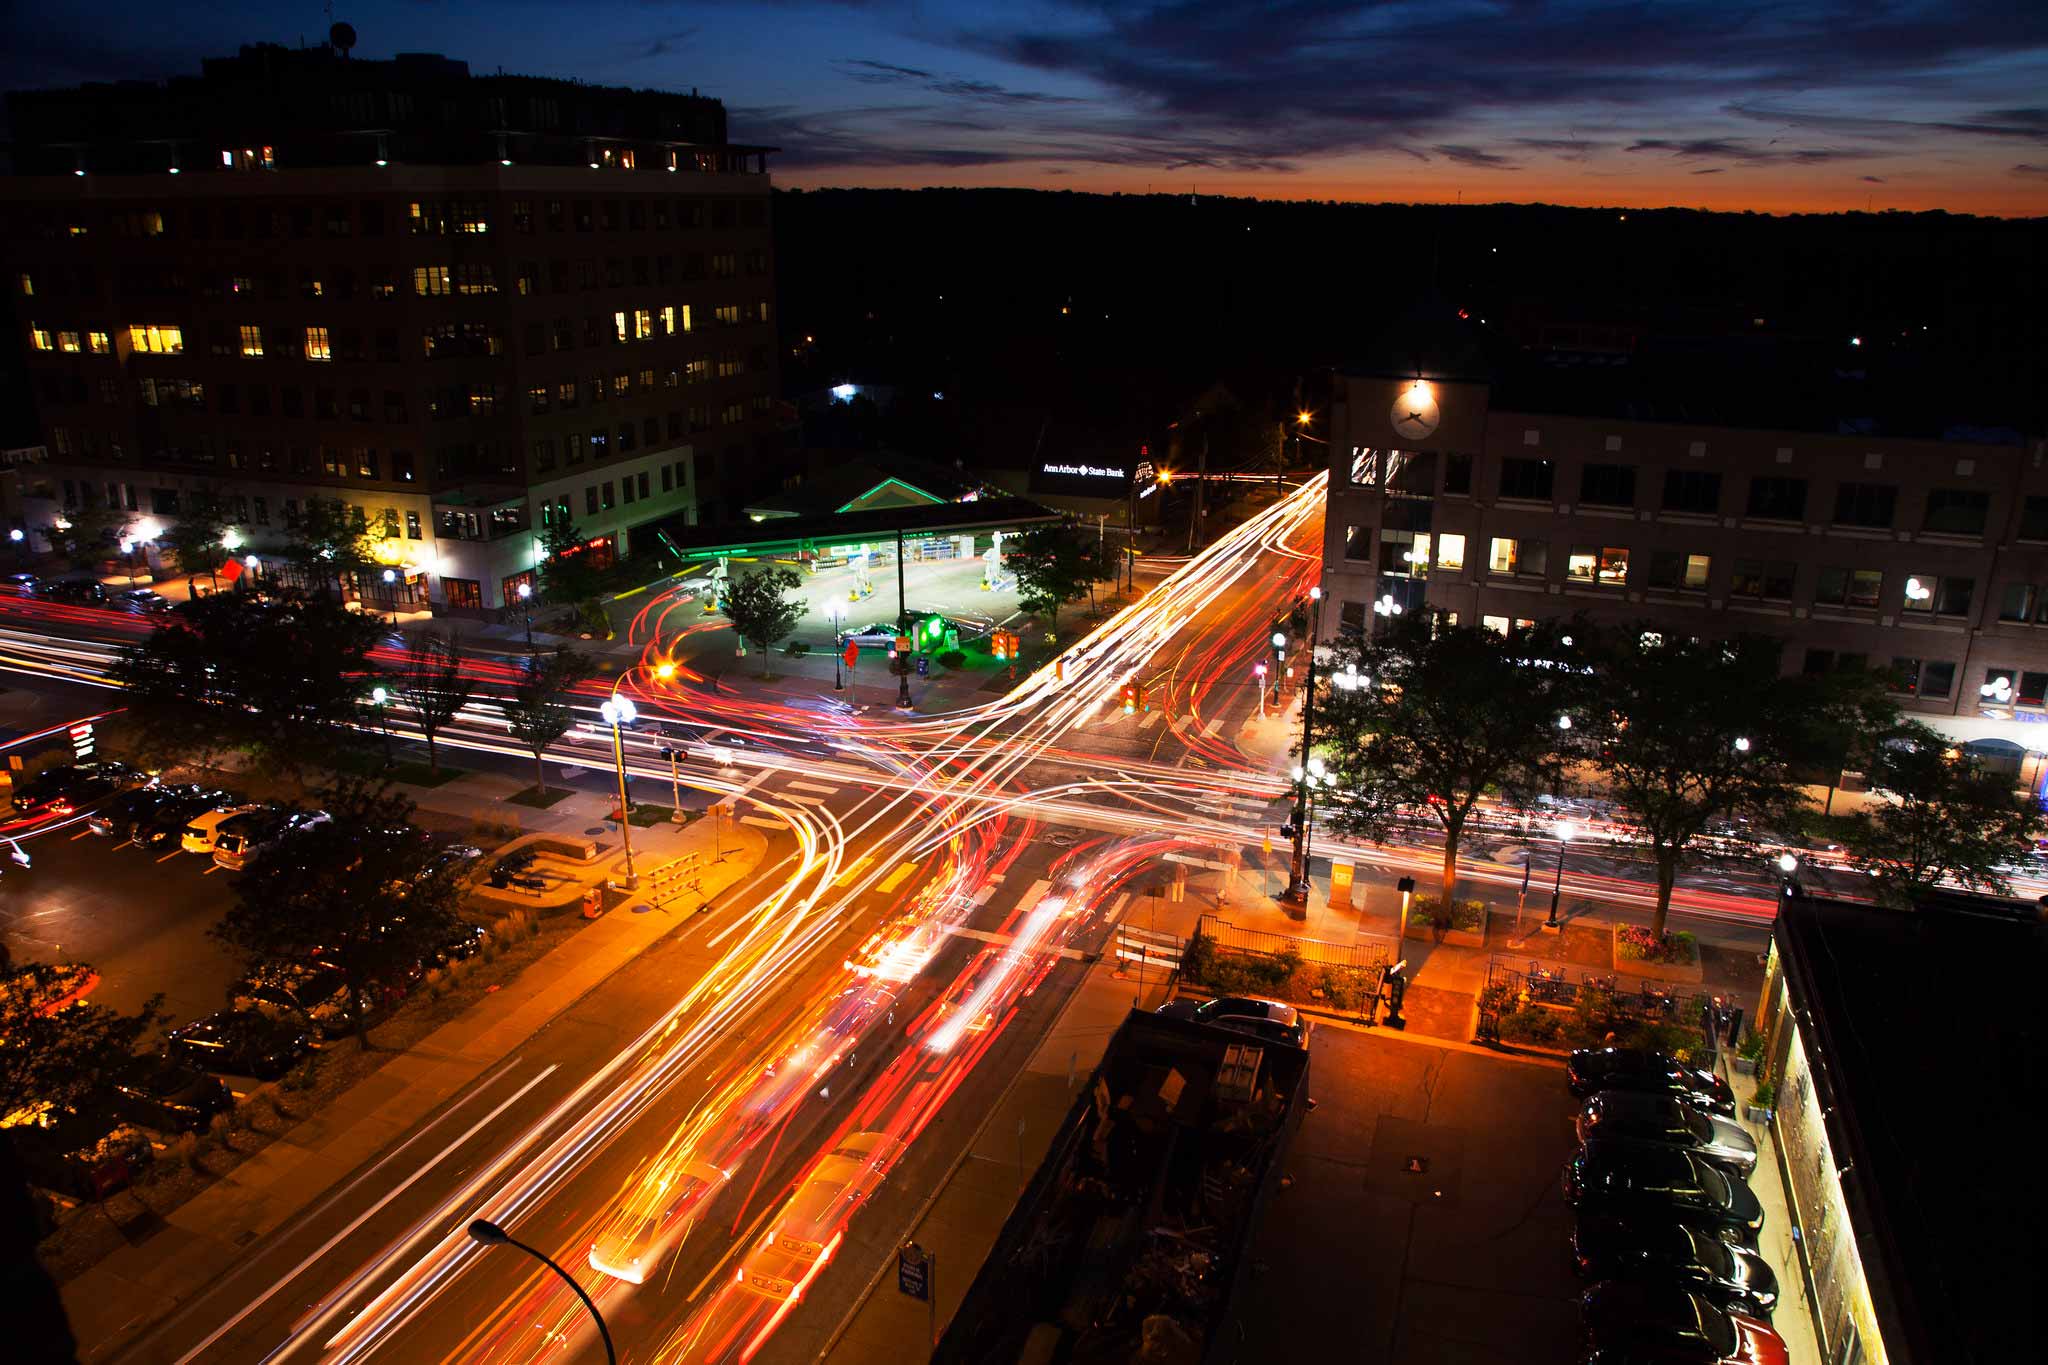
<box><xmin>831</xmin><ymin>606</ymin><xmax>845</xmax><ymax>691</ymax></box>
<box><xmin>369</xmin><ymin>686</ymin><xmax>393</xmax><ymax>766</ymax></box>
<box><xmin>466</xmin><ymin>1219</ymin><xmax>616</xmax><ymax>1365</ymax></box>
<box><xmin>1281</xmin><ymin>588</ymin><xmax>1322</xmax><ymax>905</ymax></box>
<box><xmin>600</xmin><ymin>696</ymin><xmax>639</xmax><ymax>889</ymax></box>
<box><xmin>1546</xmin><ymin>820</ymin><xmax>1579</xmax><ymax>930</ymax></box>
<box><xmin>517</xmin><ymin>581</ymin><xmax>534</xmax><ymax>650</ymax></box>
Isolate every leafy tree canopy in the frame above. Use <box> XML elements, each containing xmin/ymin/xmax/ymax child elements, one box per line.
<box><xmin>1845</xmin><ymin>722</ymin><xmax>2047</xmax><ymax>905</ymax></box>
<box><xmin>721</xmin><ymin>565</ymin><xmax>806</xmax><ymax>677</ymax></box>
<box><xmin>503</xmin><ymin>648</ymin><xmax>597</xmax><ymax>796</ymax></box>
<box><xmin>0</xmin><ymin>962</ymin><xmax>164</xmax><ymax>1121</ymax></box>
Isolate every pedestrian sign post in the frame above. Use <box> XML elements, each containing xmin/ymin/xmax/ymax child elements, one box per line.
<box><xmin>898</xmin><ymin>1241</ymin><xmax>937</xmax><ymax>1345</ymax></box>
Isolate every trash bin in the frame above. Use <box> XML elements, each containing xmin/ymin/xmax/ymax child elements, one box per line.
<box><xmin>582</xmin><ymin>886</ymin><xmax>604</xmax><ymax>919</ymax></box>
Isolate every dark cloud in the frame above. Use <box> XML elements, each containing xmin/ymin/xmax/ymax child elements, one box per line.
<box><xmin>2013</xmin><ymin>164</ymin><xmax>2048</xmax><ymax>178</ymax></box>
<box><xmin>835</xmin><ymin>58</ymin><xmax>1080</xmax><ymax>106</ymax></box>
<box><xmin>841</xmin><ymin>59</ymin><xmax>935</xmax><ymax>84</ymax></box>
<box><xmin>633</xmin><ymin>29</ymin><xmax>697</xmax><ymax>62</ymax></box>
<box><xmin>1626</xmin><ymin>137</ymin><xmax>1859</xmax><ymax>164</ymax></box>
<box><xmin>1434</xmin><ymin>144</ymin><xmax>1518</xmax><ymax>169</ymax></box>
<box><xmin>1692</xmin><ymin>168</ymin><xmax>1726</xmax><ymax>175</ymax></box>
<box><xmin>1727</xmin><ymin>102</ymin><xmax>2048</xmax><ymax>144</ymax></box>
<box><xmin>1861</xmin><ymin>175</ymin><xmax>1887</xmax><ymax>183</ymax></box>
<box><xmin>1513</xmin><ymin>137</ymin><xmax>1608</xmax><ymax>162</ymax></box>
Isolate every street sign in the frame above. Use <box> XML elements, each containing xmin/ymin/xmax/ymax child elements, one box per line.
<box><xmin>69</xmin><ymin>721</ymin><xmax>94</xmax><ymax>760</ymax></box>
<box><xmin>897</xmin><ymin>1242</ymin><xmax>930</xmax><ymax>1301</ymax></box>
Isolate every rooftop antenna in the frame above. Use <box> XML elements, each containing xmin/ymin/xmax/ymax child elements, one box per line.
<box><xmin>330</xmin><ymin>19</ymin><xmax>356</xmax><ymax>59</ymax></box>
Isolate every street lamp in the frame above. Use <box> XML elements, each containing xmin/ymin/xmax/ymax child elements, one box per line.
<box><xmin>1254</xmin><ymin>660</ymin><xmax>1268</xmax><ymax>716</ymax></box>
<box><xmin>466</xmin><ymin>1219</ymin><xmax>616</xmax><ymax>1365</ymax></box>
<box><xmin>517</xmin><ymin>581</ymin><xmax>534</xmax><ymax>650</ymax></box>
<box><xmin>1546</xmin><ymin>820</ymin><xmax>1579</xmax><ymax>930</ymax></box>
<box><xmin>830</xmin><ymin>605</ymin><xmax>845</xmax><ymax>692</ymax></box>
<box><xmin>1777</xmin><ymin>851</ymin><xmax>1802</xmax><ymax>903</ymax></box>
<box><xmin>1281</xmin><ymin>590</ymin><xmax>1324</xmax><ymax>908</ymax></box>
<box><xmin>1733</xmin><ymin>736</ymin><xmax>1751</xmax><ymax>753</ymax></box>
<box><xmin>369</xmin><ymin>686</ymin><xmax>393</xmax><ymax>766</ymax></box>
<box><xmin>599</xmin><ymin>696</ymin><xmax>639</xmax><ymax>889</ymax></box>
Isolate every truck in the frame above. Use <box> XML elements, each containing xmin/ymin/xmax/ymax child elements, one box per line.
<box><xmin>933</xmin><ymin>1008</ymin><xmax>1310</xmax><ymax>1365</ymax></box>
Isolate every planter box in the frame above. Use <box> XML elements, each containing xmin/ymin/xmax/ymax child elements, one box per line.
<box><xmin>1744</xmin><ymin>1104</ymin><xmax>1775</xmax><ymax>1125</ymax></box>
<box><xmin>1611</xmin><ymin>926</ymin><xmax>1706</xmax><ymax>985</ymax></box>
<box><xmin>1403</xmin><ymin>918</ymin><xmax>1486</xmax><ymax>950</ymax></box>
<box><xmin>1733</xmin><ymin>1056</ymin><xmax>1757</xmax><ymax>1076</ymax></box>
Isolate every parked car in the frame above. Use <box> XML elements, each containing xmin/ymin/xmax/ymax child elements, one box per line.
<box><xmin>35</xmin><ymin>577</ymin><xmax>109</xmax><ymax>606</ymax></box>
<box><xmin>1565</xmin><ymin>1139</ymin><xmax>1765</xmax><ymax>1240</ymax></box>
<box><xmin>213</xmin><ymin>808</ymin><xmax>330</xmax><ymax>871</ymax></box>
<box><xmin>181</xmin><ymin>803</ymin><xmax>265</xmax><ymax>854</ymax></box>
<box><xmin>136</xmin><ymin>786</ymin><xmax>239</xmax><ymax>847</ymax></box>
<box><xmin>428</xmin><ymin>921</ymin><xmax>491</xmax><ymax>966</ymax></box>
<box><xmin>2</xmin><ymin>1104</ymin><xmax>154</xmax><ymax>1200</ymax></box>
<box><xmin>1</xmin><ymin>571</ymin><xmax>38</xmax><ymax>593</ymax></box>
<box><xmin>232</xmin><ymin>962</ymin><xmax>355</xmax><ymax>1041</ymax></box>
<box><xmin>9</xmin><ymin>761</ymin><xmax>147</xmax><ymax>816</ymax></box>
<box><xmin>1567</xmin><ymin>1047</ymin><xmax>1735</xmax><ymax>1116</ymax></box>
<box><xmin>1580</xmin><ymin>1280</ymin><xmax>1788</xmax><ymax>1364</ymax></box>
<box><xmin>166</xmin><ymin>1009</ymin><xmax>312</xmax><ymax>1079</ymax></box>
<box><xmin>1571</xmin><ymin>1216</ymin><xmax>1779</xmax><ymax>1317</ymax></box>
<box><xmin>419</xmin><ymin>843</ymin><xmax>485</xmax><ymax>886</ymax></box>
<box><xmin>114</xmin><ymin>587</ymin><xmax>171</xmax><ymax>614</ymax></box>
<box><xmin>88</xmin><ymin>784</ymin><xmax>180</xmax><ymax>839</ymax></box>
<box><xmin>1575</xmin><ymin>1091</ymin><xmax>1758</xmax><ymax>1175</ymax></box>
<box><xmin>108</xmin><ymin>1053</ymin><xmax>234</xmax><ymax>1134</ymax></box>
<box><xmin>1156</xmin><ymin>995</ymin><xmax>1308</xmax><ymax>1048</ymax></box>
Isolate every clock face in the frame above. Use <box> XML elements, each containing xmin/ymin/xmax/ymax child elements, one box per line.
<box><xmin>1391</xmin><ymin>388</ymin><xmax>1441</xmax><ymax>440</ymax></box>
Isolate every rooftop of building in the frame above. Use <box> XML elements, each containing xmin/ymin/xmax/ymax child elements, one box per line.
<box><xmin>4</xmin><ymin>36</ymin><xmax>768</xmax><ymax>177</ymax></box>
<box><xmin>1773</xmin><ymin>894</ymin><xmax>2048</xmax><ymax>1365</ymax></box>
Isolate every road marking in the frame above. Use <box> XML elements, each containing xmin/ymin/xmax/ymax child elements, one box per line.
<box><xmin>170</xmin><ymin>1063</ymin><xmax>559</xmax><ymax>1365</ymax></box>
<box><xmin>1164</xmin><ymin>851</ymin><xmax>1231</xmax><ymax>872</ymax></box>
<box><xmin>877</xmin><ymin>861</ymin><xmax>919</xmax><ymax>893</ymax></box>
<box><xmin>1228</xmin><ymin>795</ymin><xmax>1273</xmax><ymax>809</ymax></box>
<box><xmin>156</xmin><ymin>849</ymin><xmax>182</xmax><ymax>863</ymax></box>
<box><xmin>944</xmin><ymin>924</ymin><xmax>1086</xmax><ymax>960</ymax></box>
<box><xmin>778</xmin><ymin>793</ymin><xmax>826</xmax><ymax>806</ymax></box>
<box><xmin>1138</xmin><ymin>711</ymin><xmax>1163</xmax><ymax>731</ymax></box>
<box><xmin>833</xmin><ymin>854</ymin><xmax>875</xmax><ymax>888</ymax></box>
<box><xmin>784</xmin><ymin>780</ymin><xmax>839</xmax><ymax>795</ymax></box>
<box><xmin>739</xmin><ymin>815</ymin><xmax>785</xmax><ymax>831</ymax></box>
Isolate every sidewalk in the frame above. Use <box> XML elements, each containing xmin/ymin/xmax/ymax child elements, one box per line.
<box><xmin>1724</xmin><ymin>1064</ymin><xmax>1823</xmax><ymax>1365</ymax></box>
<box><xmin>60</xmin><ymin>806</ymin><xmax>766</xmax><ymax>1361</ymax></box>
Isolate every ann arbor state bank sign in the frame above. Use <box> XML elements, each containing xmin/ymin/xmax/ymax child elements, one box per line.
<box><xmin>1031</xmin><ymin>456</ymin><xmax>1134</xmax><ymax>497</ymax></box>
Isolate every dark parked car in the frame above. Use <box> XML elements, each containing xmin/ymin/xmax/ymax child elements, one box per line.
<box><xmin>166</xmin><ymin>1009</ymin><xmax>312</xmax><ymax>1079</ymax></box>
<box><xmin>88</xmin><ymin>784</ymin><xmax>179</xmax><ymax>839</ymax></box>
<box><xmin>1155</xmin><ymin>995</ymin><xmax>1307</xmax><ymax>1048</ymax></box>
<box><xmin>428</xmin><ymin>920</ymin><xmax>491</xmax><ymax>966</ymax></box>
<box><xmin>1565</xmin><ymin>1140</ymin><xmax>1765</xmax><ymax>1241</ymax></box>
<box><xmin>113</xmin><ymin>587</ymin><xmax>171</xmax><ymax>614</ymax></box>
<box><xmin>35</xmin><ymin>577</ymin><xmax>109</xmax><ymax>606</ymax></box>
<box><xmin>1571</xmin><ymin>1216</ymin><xmax>1778</xmax><ymax>1317</ymax></box>
<box><xmin>1</xmin><ymin>571</ymin><xmax>38</xmax><ymax>593</ymax></box>
<box><xmin>136</xmin><ymin>785</ymin><xmax>240</xmax><ymax>847</ymax></box>
<box><xmin>1567</xmin><ymin>1047</ymin><xmax>1735</xmax><ymax>1116</ymax></box>
<box><xmin>4</xmin><ymin>1106</ymin><xmax>155</xmax><ymax>1200</ymax></box>
<box><xmin>9</xmin><ymin>761</ymin><xmax>147</xmax><ymax>816</ymax></box>
<box><xmin>108</xmin><ymin>1054</ymin><xmax>234</xmax><ymax>1134</ymax></box>
<box><xmin>232</xmin><ymin>962</ymin><xmax>356</xmax><ymax>1041</ymax></box>
<box><xmin>1580</xmin><ymin>1281</ymin><xmax>1788</xmax><ymax>1365</ymax></box>
<box><xmin>1575</xmin><ymin>1091</ymin><xmax>1758</xmax><ymax>1175</ymax></box>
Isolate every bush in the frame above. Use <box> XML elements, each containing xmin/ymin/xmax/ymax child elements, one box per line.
<box><xmin>1498</xmin><ymin>1005</ymin><xmax>1567</xmax><ymax>1045</ymax></box>
<box><xmin>282</xmin><ymin>1056</ymin><xmax>319</xmax><ymax>1092</ymax></box>
<box><xmin>172</xmin><ymin>1132</ymin><xmax>203</xmax><ymax>1173</ymax></box>
<box><xmin>1738</xmin><ymin>1031</ymin><xmax>1766</xmax><ymax>1063</ymax></box>
<box><xmin>937</xmin><ymin>650</ymin><xmax>967</xmax><ymax>669</ymax></box>
<box><xmin>1411</xmin><ymin>896</ymin><xmax>1486</xmax><ymax>932</ymax></box>
<box><xmin>1751</xmin><ymin>1079</ymin><xmax>1777</xmax><ymax>1109</ymax></box>
<box><xmin>1616</xmin><ymin>925</ymin><xmax>1700</xmax><ymax>965</ymax></box>
<box><xmin>781</xmin><ymin>640</ymin><xmax>811</xmax><ymax>657</ymax></box>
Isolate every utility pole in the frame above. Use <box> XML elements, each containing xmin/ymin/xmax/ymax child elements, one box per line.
<box><xmin>1284</xmin><ymin>587</ymin><xmax>1322</xmax><ymax>903</ymax></box>
<box><xmin>1188</xmin><ymin>428</ymin><xmax>1209</xmax><ymax>554</ymax></box>
<box><xmin>895</xmin><ymin>525</ymin><xmax>908</xmax><ymax>630</ymax></box>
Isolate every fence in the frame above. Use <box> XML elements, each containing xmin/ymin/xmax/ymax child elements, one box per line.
<box><xmin>1113</xmin><ymin>922</ymin><xmax>1184</xmax><ymax>974</ymax></box>
<box><xmin>1478</xmin><ymin>956</ymin><xmax>1729</xmax><ymax>1055</ymax></box>
<box><xmin>1195</xmin><ymin>915</ymin><xmax>1393</xmax><ymax>972</ymax></box>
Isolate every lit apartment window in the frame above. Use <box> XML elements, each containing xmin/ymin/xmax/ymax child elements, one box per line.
<box><xmin>1488</xmin><ymin>537</ymin><xmax>1547</xmax><ymax>577</ymax></box>
<box><xmin>612</xmin><ymin>311</ymin><xmax>629</xmax><ymax>344</ymax></box>
<box><xmin>1901</xmin><ymin>573</ymin><xmax>1973</xmax><ymax>617</ymax></box>
<box><xmin>678</xmin><ymin>304</ymin><xmax>693</xmax><ymax>334</ymax></box>
<box><xmin>414</xmin><ymin>266</ymin><xmax>451</xmax><ymax>296</ymax></box>
<box><xmin>1567</xmin><ymin>545</ymin><xmax>1630</xmax><ymax>585</ymax></box>
<box><xmin>455</xmin><ymin>264</ymin><xmax>497</xmax><ymax>295</ymax></box>
<box><xmin>455</xmin><ymin>201</ymin><xmax>490</xmax><ymax>234</ymax></box>
<box><xmin>757</xmin><ymin>299</ymin><xmax>772</xmax><ymax>323</ymax></box>
<box><xmin>57</xmin><ymin>331</ymin><xmax>80</xmax><ymax>353</ymax></box>
<box><xmin>558</xmin><ymin>380</ymin><xmax>579</xmax><ymax>409</ymax></box>
<box><xmin>239</xmin><ymin>325</ymin><xmax>264</xmax><ymax>358</ymax></box>
<box><xmin>1435</xmin><ymin>533</ymin><xmax>1466</xmax><ymax>571</ymax></box>
<box><xmin>612</xmin><ymin>372</ymin><xmax>630</xmax><ymax>398</ymax></box>
<box><xmin>715</xmin><ymin>304</ymin><xmax>740</xmax><ymax>327</ymax></box>
<box><xmin>87</xmin><ymin>331</ymin><xmax>110</xmax><ymax>354</ymax></box>
<box><xmin>17</xmin><ymin>273</ymin><xmax>32</xmax><ymax>296</ymax></box>
<box><xmin>686</xmin><ymin>358</ymin><xmax>708</xmax><ymax>384</ymax></box>
<box><xmin>29</xmin><ymin>325</ymin><xmax>55</xmax><ymax>351</ymax></box>
<box><xmin>637</xmin><ymin>369</ymin><xmax>654</xmax><ymax>391</ymax></box>
<box><xmin>1647</xmin><ymin>551</ymin><xmax>1712</xmax><ymax>592</ymax></box>
<box><xmin>634</xmin><ymin>308</ymin><xmax>653</xmax><ymax>340</ymax></box>
<box><xmin>127</xmin><ymin>324</ymin><xmax>184</xmax><ymax>354</ymax></box>
<box><xmin>660</xmin><ymin>305</ymin><xmax>677</xmax><ymax>335</ymax></box>
<box><xmin>468</xmin><ymin>385</ymin><xmax>496</xmax><ymax>415</ymax></box>
<box><xmin>716</xmin><ymin>354</ymin><xmax>743</xmax><ymax>378</ymax></box>
<box><xmin>305</xmin><ymin>326</ymin><xmax>333</xmax><ymax>361</ymax></box>
<box><xmin>528</xmin><ymin>385</ymin><xmax>549</xmax><ymax>414</ymax></box>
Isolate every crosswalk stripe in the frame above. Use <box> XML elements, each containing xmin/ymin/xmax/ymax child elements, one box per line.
<box><xmin>779</xmin><ymin>793</ymin><xmax>826</xmax><ymax>806</ymax></box>
<box><xmin>1138</xmin><ymin>711</ymin><xmax>1164</xmax><ymax>731</ymax></box>
<box><xmin>1164</xmin><ymin>851</ymin><xmax>1232</xmax><ymax>872</ymax></box>
<box><xmin>944</xmin><ymin>924</ymin><xmax>1086</xmax><ymax>961</ymax></box>
<box><xmin>877</xmin><ymin>861</ymin><xmax>919</xmax><ymax>893</ymax></box>
<box><xmin>833</xmin><ymin>854</ymin><xmax>875</xmax><ymax>887</ymax></box>
<box><xmin>785</xmin><ymin>780</ymin><xmax>839</xmax><ymax>795</ymax></box>
<box><xmin>739</xmin><ymin>815</ymin><xmax>785</xmax><ymax>830</ymax></box>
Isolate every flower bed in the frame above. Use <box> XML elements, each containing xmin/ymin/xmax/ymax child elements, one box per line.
<box><xmin>1612</xmin><ymin>924</ymin><xmax>1705</xmax><ymax>984</ymax></box>
<box><xmin>1489</xmin><ymin>993</ymin><xmax>1709</xmax><ymax>1059</ymax></box>
<box><xmin>1178</xmin><ymin>931</ymin><xmax>1383</xmax><ymax>1014</ymax></box>
<box><xmin>1403</xmin><ymin>895</ymin><xmax>1488</xmax><ymax>948</ymax></box>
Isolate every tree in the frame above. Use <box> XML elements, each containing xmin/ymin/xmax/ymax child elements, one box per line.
<box><xmin>1794</xmin><ymin>668</ymin><xmax>1898</xmax><ymax>815</ymax></box>
<box><xmin>536</xmin><ymin>518</ymin><xmax>601</xmax><ymax>607</ymax></box>
<box><xmin>154</xmin><ymin>497</ymin><xmax>233</xmax><ymax>590</ymax></box>
<box><xmin>1586</xmin><ymin>631</ymin><xmax>1813</xmax><ymax>940</ymax></box>
<box><xmin>43</xmin><ymin>500</ymin><xmax>134</xmax><ymax>570</ymax></box>
<box><xmin>721</xmin><ymin>565</ymin><xmax>805</xmax><ymax>678</ymax></box>
<box><xmin>0</xmin><ymin>961</ymin><xmax>164</xmax><ymax>1120</ymax></box>
<box><xmin>213</xmin><ymin>779</ymin><xmax>464</xmax><ymax>1049</ymax></box>
<box><xmin>1319</xmin><ymin>617</ymin><xmax>1585</xmax><ymax>904</ymax></box>
<box><xmin>1843</xmin><ymin>722</ymin><xmax>2047</xmax><ymax>905</ymax></box>
<box><xmin>387</xmin><ymin>629</ymin><xmax>474</xmax><ymax>773</ymax></box>
<box><xmin>503</xmin><ymin>648</ymin><xmax>597</xmax><ymax>797</ymax></box>
<box><xmin>285</xmin><ymin>497</ymin><xmax>374</xmax><ymax>597</ymax></box>
<box><xmin>1006</xmin><ymin>522</ymin><xmax>1091</xmax><ymax>635</ymax></box>
<box><xmin>110</xmin><ymin>590</ymin><xmax>385</xmax><ymax>782</ymax></box>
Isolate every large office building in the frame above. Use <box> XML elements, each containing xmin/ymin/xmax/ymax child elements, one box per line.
<box><xmin>1319</xmin><ymin>317</ymin><xmax>2048</xmax><ymax>749</ymax></box>
<box><xmin>2</xmin><ymin>37</ymin><xmax>778</xmax><ymax>611</ymax></box>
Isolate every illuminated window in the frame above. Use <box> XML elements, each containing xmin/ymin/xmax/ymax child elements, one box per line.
<box><xmin>57</xmin><ymin>331</ymin><xmax>80</xmax><ymax>353</ymax></box>
<box><xmin>17</xmin><ymin>273</ymin><xmax>33</xmax><ymax>296</ymax></box>
<box><xmin>455</xmin><ymin>263</ymin><xmax>497</xmax><ymax>295</ymax></box>
<box><xmin>413</xmin><ymin>266</ymin><xmax>450</xmax><ymax>296</ymax></box>
<box><xmin>528</xmin><ymin>385</ymin><xmax>549</xmax><ymax>414</ymax></box>
<box><xmin>127</xmin><ymin>324</ymin><xmax>184</xmax><ymax>354</ymax></box>
<box><xmin>611</xmin><ymin>372</ymin><xmax>630</xmax><ymax>397</ymax></box>
<box><xmin>1435</xmin><ymin>533</ymin><xmax>1465</xmax><ymax>571</ymax></box>
<box><xmin>716</xmin><ymin>353</ymin><xmax>743</xmax><ymax>378</ymax></box>
<box><xmin>558</xmin><ymin>380</ymin><xmax>578</xmax><ymax>409</ymax></box>
<box><xmin>637</xmin><ymin>369</ymin><xmax>654</xmax><ymax>391</ymax></box>
<box><xmin>685</xmin><ymin>357</ymin><xmax>708</xmax><ymax>384</ymax></box>
<box><xmin>467</xmin><ymin>384</ymin><xmax>496</xmax><ymax>414</ymax></box>
<box><xmin>87</xmin><ymin>330</ymin><xmax>110</xmax><ymax>354</ymax></box>
<box><xmin>1647</xmin><ymin>551</ymin><xmax>1712</xmax><ymax>592</ymax></box>
<box><xmin>239</xmin><ymin>325</ymin><xmax>264</xmax><ymax>358</ymax></box>
<box><xmin>660</xmin><ymin>305</ymin><xmax>676</xmax><ymax>335</ymax></box>
<box><xmin>454</xmin><ymin>201</ymin><xmax>490</xmax><ymax>234</ymax></box>
<box><xmin>1488</xmin><ymin>537</ymin><xmax>1547</xmax><ymax>577</ymax></box>
<box><xmin>30</xmin><ymin>325</ymin><xmax>54</xmax><ymax>351</ymax></box>
<box><xmin>715</xmin><ymin>304</ymin><xmax>740</xmax><ymax>327</ymax></box>
<box><xmin>612</xmin><ymin>311</ymin><xmax>628</xmax><ymax>344</ymax></box>
<box><xmin>678</xmin><ymin>304</ymin><xmax>693</xmax><ymax>334</ymax></box>
<box><xmin>634</xmin><ymin>308</ymin><xmax>653</xmax><ymax>340</ymax></box>
<box><xmin>305</xmin><ymin>326</ymin><xmax>333</xmax><ymax>361</ymax></box>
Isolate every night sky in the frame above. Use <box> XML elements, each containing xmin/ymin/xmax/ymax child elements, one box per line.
<box><xmin>9</xmin><ymin>1</ymin><xmax>2047</xmax><ymax>216</ymax></box>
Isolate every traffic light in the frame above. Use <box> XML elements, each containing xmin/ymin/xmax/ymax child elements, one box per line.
<box><xmin>918</xmin><ymin>613</ymin><xmax>947</xmax><ymax>650</ymax></box>
<box><xmin>1121</xmin><ymin>682</ymin><xmax>1140</xmax><ymax>714</ymax></box>
<box><xmin>991</xmin><ymin>629</ymin><xmax>1017</xmax><ymax>662</ymax></box>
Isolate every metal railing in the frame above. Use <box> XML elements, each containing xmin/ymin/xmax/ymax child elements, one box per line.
<box><xmin>1479</xmin><ymin>956</ymin><xmax>1725</xmax><ymax>1052</ymax></box>
<box><xmin>1195</xmin><ymin>915</ymin><xmax>1392</xmax><ymax>971</ymax></box>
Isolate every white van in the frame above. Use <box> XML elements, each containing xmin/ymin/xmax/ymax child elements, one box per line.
<box><xmin>213</xmin><ymin>809</ymin><xmax>328</xmax><ymax>871</ymax></box>
<box><xmin>181</xmin><ymin>804</ymin><xmax>261</xmax><ymax>855</ymax></box>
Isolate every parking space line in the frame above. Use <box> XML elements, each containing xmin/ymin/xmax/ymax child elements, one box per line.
<box><xmin>155</xmin><ymin>850</ymin><xmax>182</xmax><ymax>863</ymax></box>
<box><xmin>877</xmin><ymin>861</ymin><xmax>919</xmax><ymax>893</ymax></box>
<box><xmin>739</xmin><ymin>815</ymin><xmax>785</xmax><ymax>831</ymax></box>
<box><xmin>785</xmin><ymin>780</ymin><xmax>839</xmax><ymax>796</ymax></box>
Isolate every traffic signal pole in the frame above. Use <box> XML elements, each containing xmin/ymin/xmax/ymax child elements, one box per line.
<box><xmin>1283</xmin><ymin>596</ymin><xmax>1320</xmax><ymax>906</ymax></box>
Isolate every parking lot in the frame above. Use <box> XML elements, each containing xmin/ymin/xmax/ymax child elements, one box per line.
<box><xmin>1237</xmin><ymin>1028</ymin><xmax>1585</xmax><ymax>1363</ymax></box>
